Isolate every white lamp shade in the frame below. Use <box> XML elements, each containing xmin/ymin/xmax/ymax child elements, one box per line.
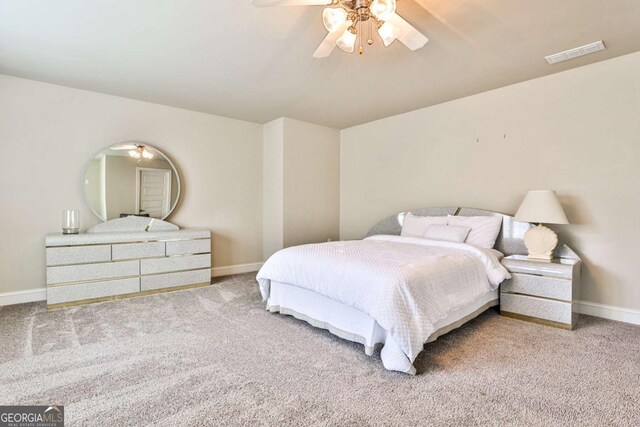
<box><xmin>514</xmin><ymin>190</ymin><xmax>569</xmax><ymax>225</ymax></box>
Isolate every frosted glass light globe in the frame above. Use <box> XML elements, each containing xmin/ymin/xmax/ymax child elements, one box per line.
<box><xmin>370</xmin><ymin>0</ymin><xmax>396</xmax><ymax>21</ymax></box>
<box><xmin>322</xmin><ymin>7</ymin><xmax>348</xmax><ymax>33</ymax></box>
<box><xmin>336</xmin><ymin>29</ymin><xmax>357</xmax><ymax>53</ymax></box>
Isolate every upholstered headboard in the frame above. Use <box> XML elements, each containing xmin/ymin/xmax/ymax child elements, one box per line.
<box><xmin>365</xmin><ymin>207</ymin><xmax>578</xmax><ymax>259</ymax></box>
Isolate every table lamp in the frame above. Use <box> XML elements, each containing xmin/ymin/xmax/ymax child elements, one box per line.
<box><xmin>514</xmin><ymin>190</ymin><xmax>569</xmax><ymax>261</ymax></box>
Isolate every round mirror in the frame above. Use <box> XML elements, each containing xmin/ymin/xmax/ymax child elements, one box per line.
<box><xmin>83</xmin><ymin>142</ymin><xmax>180</xmax><ymax>221</ymax></box>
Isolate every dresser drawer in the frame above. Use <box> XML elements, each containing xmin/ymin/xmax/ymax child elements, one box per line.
<box><xmin>112</xmin><ymin>242</ymin><xmax>165</xmax><ymax>260</ymax></box>
<box><xmin>46</xmin><ymin>245</ymin><xmax>111</xmax><ymax>266</ymax></box>
<box><xmin>501</xmin><ymin>273</ymin><xmax>572</xmax><ymax>302</ymax></box>
<box><xmin>140</xmin><ymin>254</ymin><xmax>211</xmax><ymax>275</ymax></box>
<box><xmin>141</xmin><ymin>269</ymin><xmax>211</xmax><ymax>292</ymax></box>
<box><xmin>47</xmin><ymin>260</ymin><xmax>139</xmax><ymax>285</ymax></box>
<box><xmin>47</xmin><ymin>278</ymin><xmax>140</xmax><ymax>305</ymax></box>
<box><xmin>165</xmin><ymin>239</ymin><xmax>211</xmax><ymax>256</ymax></box>
<box><xmin>501</xmin><ymin>293</ymin><xmax>573</xmax><ymax>325</ymax></box>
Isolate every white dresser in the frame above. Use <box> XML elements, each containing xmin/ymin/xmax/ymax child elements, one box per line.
<box><xmin>46</xmin><ymin>228</ymin><xmax>211</xmax><ymax>309</ymax></box>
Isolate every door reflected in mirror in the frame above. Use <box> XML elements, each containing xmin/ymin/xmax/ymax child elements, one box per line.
<box><xmin>84</xmin><ymin>143</ymin><xmax>180</xmax><ymax>221</ymax></box>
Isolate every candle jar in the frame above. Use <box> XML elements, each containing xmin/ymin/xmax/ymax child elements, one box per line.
<box><xmin>62</xmin><ymin>210</ymin><xmax>80</xmax><ymax>234</ymax></box>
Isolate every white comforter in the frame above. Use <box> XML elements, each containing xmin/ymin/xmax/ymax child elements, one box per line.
<box><xmin>256</xmin><ymin>235</ymin><xmax>511</xmax><ymax>373</ymax></box>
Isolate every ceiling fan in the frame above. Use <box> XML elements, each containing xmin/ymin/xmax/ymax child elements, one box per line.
<box><xmin>250</xmin><ymin>0</ymin><xmax>428</xmax><ymax>58</ymax></box>
<box><xmin>111</xmin><ymin>144</ymin><xmax>155</xmax><ymax>161</ymax></box>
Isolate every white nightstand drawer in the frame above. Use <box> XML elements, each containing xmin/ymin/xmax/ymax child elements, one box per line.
<box><xmin>112</xmin><ymin>242</ymin><xmax>165</xmax><ymax>260</ymax></box>
<box><xmin>140</xmin><ymin>254</ymin><xmax>211</xmax><ymax>275</ymax></box>
<box><xmin>501</xmin><ymin>293</ymin><xmax>572</xmax><ymax>325</ymax></box>
<box><xmin>165</xmin><ymin>239</ymin><xmax>211</xmax><ymax>256</ymax></box>
<box><xmin>502</xmin><ymin>273</ymin><xmax>572</xmax><ymax>302</ymax></box>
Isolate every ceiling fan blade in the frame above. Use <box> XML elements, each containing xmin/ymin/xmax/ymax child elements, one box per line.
<box><xmin>312</xmin><ymin>22</ymin><xmax>350</xmax><ymax>58</ymax></box>
<box><xmin>387</xmin><ymin>13</ymin><xmax>429</xmax><ymax>51</ymax></box>
<box><xmin>250</xmin><ymin>0</ymin><xmax>333</xmax><ymax>6</ymax></box>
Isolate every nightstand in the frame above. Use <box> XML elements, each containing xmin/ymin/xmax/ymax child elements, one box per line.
<box><xmin>500</xmin><ymin>255</ymin><xmax>581</xmax><ymax>330</ymax></box>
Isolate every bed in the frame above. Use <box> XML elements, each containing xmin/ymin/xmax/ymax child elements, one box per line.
<box><xmin>256</xmin><ymin>207</ymin><xmax>577</xmax><ymax>374</ymax></box>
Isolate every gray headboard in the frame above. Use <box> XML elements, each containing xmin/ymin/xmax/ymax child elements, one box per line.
<box><xmin>365</xmin><ymin>207</ymin><xmax>578</xmax><ymax>259</ymax></box>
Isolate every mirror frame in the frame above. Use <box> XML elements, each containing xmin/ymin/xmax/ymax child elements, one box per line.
<box><xmin>83</xmin><ymin>142</ymin><xmax>181</xmax><ymax>222</ymax></box>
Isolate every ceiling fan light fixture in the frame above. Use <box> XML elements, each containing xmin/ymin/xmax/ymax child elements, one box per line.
<box><xmin>377</xmin><ymin>21</ymin><xmax>397</xmax><ymax>47</ymax></box>
<box><xmin>142</xmin><ymin>149</ymin><xmax>154</xmax><ymax>159</ymax></box>
<box><xmin>128</xmin><ymin>150</ymin><xmax>141</xmax><ymax>159</ymax></box>
<box><xmin>322</xmin><ymin>7</ymin><xmax>348</xmax><ymax>33</ymax></box>
<box><xmin>336</xmin><ymin>27</ymin><xmax>357</xmax><ymax>53</ymax></box>
<box><xmin>250</xmin><ymin>0</ymin><xmax>428</xmax><ymax>58</ymax></box>
<box><xmin>370</xmin><ymin>0</ymin><xmax>396</xmax><ymax>21</ymax></box>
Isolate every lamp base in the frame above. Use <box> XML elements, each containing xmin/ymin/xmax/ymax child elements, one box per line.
<box><xmin>523</xmin><ymin>224</ymin><xmax>558</xmax><ymax>261</ymax></box>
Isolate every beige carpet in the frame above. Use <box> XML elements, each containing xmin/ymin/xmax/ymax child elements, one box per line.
<box><xmin>1</xmin><ymin>273</ymin><xmax>639</xmax><ymax>426</ymax></box>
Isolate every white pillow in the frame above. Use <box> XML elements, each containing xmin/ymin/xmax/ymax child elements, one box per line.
<box><xmin>447</xmin><ymin>215</ymin><xmax>503</xmax><ymax>249</ymax></box>
<box><xmin>423</xmin><ymin>224</ymin><xmax>471</xmax><ymax>243</ymax></box>
<box><xmin>401</xmin><ymin>213</ymin><xmax>448</xmax><ymax>238</ymax></box>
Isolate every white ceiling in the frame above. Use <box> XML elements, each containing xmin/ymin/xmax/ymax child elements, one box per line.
<box><xmin>1</xmin><ymin>0</ymin><xmax>639</xmax><ymax>129</ymax></box>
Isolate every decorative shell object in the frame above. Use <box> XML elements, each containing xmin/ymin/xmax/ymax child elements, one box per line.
<box><xmin>523</xmin><ymin>224</ymin><xmax>558</xmax><ymax>260</ymax></box>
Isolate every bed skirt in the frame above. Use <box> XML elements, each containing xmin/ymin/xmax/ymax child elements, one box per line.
<box><xmin>266</xmin><ymin>281</ymin><xmax>498</xmax><ymax>374</ymax></box>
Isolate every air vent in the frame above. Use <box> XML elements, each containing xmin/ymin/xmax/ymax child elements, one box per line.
<box><xmin>545</xmin><ymin>41</ymin><xmax>605</xmax><ymax>65</ymax></box>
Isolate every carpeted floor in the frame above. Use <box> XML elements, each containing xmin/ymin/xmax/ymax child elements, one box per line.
<box><xmin>1</xmin><ymin>273</ymin><xmax>639</xmax><ymax>426</ymax></box>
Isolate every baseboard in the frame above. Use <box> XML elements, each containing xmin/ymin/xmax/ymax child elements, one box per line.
<box><xmin>0</xmin><ymin>288</ymin><xmax>47</xmax><ymax>306</ymax></box>
<box><xmin>212</xmin><ymin>262</ymin><xmax>263</xmax><ymax>277</ymax></box>
<box><xmin>576</xmin><ymin>300</ymin><xmax>640</xmax><ymax>326</ymax></box>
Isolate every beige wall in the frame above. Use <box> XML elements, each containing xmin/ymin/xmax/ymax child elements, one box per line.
<box><xmin>262</xmin><ymin>118</ymin><xmax>285</xmax><ymax>259</ymax></box>
<box><xmin>0</xmin><ymin>74</ymin><xmax>263</xmax><ymax>294</ymax></box>
<box><xmin>4</xmin><ymin>51</ymin><xmax>638</xmax><ymax>312</ymax></box>
<box><xmin>341</xmin><ymin>51</ymin><xmax>640</xmax><ymax>310</ymax></box>
<box><xmin>283</xmin><ymin>118</ymin><xmax>340</xmax><ymax>247</ymax></box>
<box><xmin>262</xmin><ymin>117</ymin><xmax>340</xmax><ymax>258</ymax></box>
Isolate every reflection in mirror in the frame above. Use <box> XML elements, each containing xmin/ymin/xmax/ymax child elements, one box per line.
<box><xmin>84</xmin><ymin>143</ymin><xmax>180</xmax><ymax>222</ymax></box>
